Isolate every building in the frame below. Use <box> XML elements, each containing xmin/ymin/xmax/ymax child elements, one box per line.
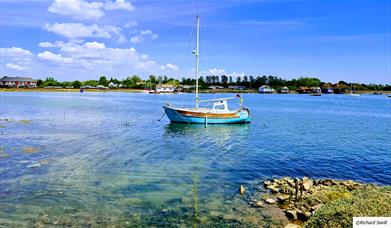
<box><xmin>322</xmin><ymin>87</ymin><xmax>334</xmax><ymax>94</ymax></box>
<box><xmin>311</xmin><ymin>87</ymin><xmax>322</xmax><ymax>93</ymax></box>
<box><xmin>228</xmin><ymin>85</ymin><xmax>246</xmax><ymax>90</ymax></box>
<box><xmin>0</xmin><ymin>76</ymin><xmax>37</xmax><ymax>88</ymax></box>
<box><xmin>208</xmin><ymin>86</ymin><xmax>224</xmax><ymax>90</ymax></box>
<box><xmin>296</xmin><ymin>86</ymin><xmax>311</xmax><ymax>94</ymax></box>
<box><xmin>156</xmin><ymin>84</ymin><xmax>176</xmax><ymax>93</ymax></box>
<box><xmin>278</xmin><ymin>86</ymin><xmax>290</xmax><ymax>94</ymax></box>
<box><xmin>258</xmin><ymin>85</ymin><xmax>275</xmax><ymax>93</ymax></box>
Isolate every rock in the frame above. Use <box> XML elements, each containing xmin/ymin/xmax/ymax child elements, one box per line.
<box><xmin>310</xmin><ymin>204</ymin><xmax>322</xmax><ymax>212</ymax></box>
<box><xmin>285</xmin><ymin>210</ymin><xmax>297</xmax><ymax>220</ymax></box>
<box><xmin>265</xmin><ymin>198</ymin><xmax>276</xmax><ymax>204</ymax></box>
<box><xmin>263</xmin><ymin>180</ymin><xmax>272</xmax><ymax>188</ymax></box>
<box><xmin>269</xmin><ymin>186</ymin><xmax>279</xmax><ymax>193</ymax></box>
<box><xmin>239</xmin><ymin>185</ymin><xmax>245</xmax><ymax>195</ymax></box>
<box><xmin>297</xmin><ymin>210</ymin><xmax>311</xmax><ymax>221</ymax></box>
<box><xmin>284</xmin><ymin>223</ymin><xmax>301</xmax><ymax>228</ymax></box>
<box><xmin>302</xmin><ymin>177</ymin><xmax>313</xmax><ymax>191</ymax></box>
<box><xmin>255</xmin><ymin>201</ymin><xmax>263</xmax><ymax>207</ymax></box>
<box><xmin>277</xmin><ymin>194</ymin><xmax>290</xmax><ymax>203</ymax></box>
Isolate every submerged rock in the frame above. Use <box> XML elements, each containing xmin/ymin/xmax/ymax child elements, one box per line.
<box><xmin>284</xmin><ymin>223</ymin><xmax>301</xmax><ymax>228</ymax></box>
<box><xmin>285</xmin><ymin>210</ymin><xmax>297</xmax><ymax>220</ymax></box>
<box><xmin>239</xmin><ymin>185</ymin><xmax>245</xmax><ymax>195</ymax></box>
<box><xmin>265</xmin><ymin>198</ymin><xmax>276</xmax><ymax>204</ymax></box>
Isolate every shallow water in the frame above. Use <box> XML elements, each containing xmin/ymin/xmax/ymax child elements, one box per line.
<box><xmin>0</xmin><ymin>92</ymin><xmax>390</xmax><ymax>226</ymax></box>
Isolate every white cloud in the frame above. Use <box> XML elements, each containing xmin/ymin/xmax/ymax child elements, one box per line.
<box><xmin>162</xmin><ymin>63</ymin><xmax>179</xmax><ymax>71</ymax></box>
<box><xmin>48</xmin><ymin>0</ymin><xmax>105</xmax><ymax>20</ymax></box>
<box><xmin>0</xmin><ymin>47</ymin><xmax>32</xmax><ymax>57</ymax></box>
<box><xmin>105</xmin><ymin>0</ymin><xmax>134</xmax><ymax>11</ymax></box>
<box><xmin>125</xmin><ymin>21</ymin><xmax>138</xmax><ymax>28</ymax></box>
<box><xmin>33</xmin><ymin>40</ymin><xmax>177</xmax><ymax>74</ymax></box>
<box><xmin>48</xmin><ymin>0</ymin><xmax>134</xmax><ymax>20</ymax></box>
<box><xmin>44</xmin><ymin>23</ymin><xmax>124</xmax><ymax>40</ymax></box>
<box><xmin>5</xmin><ymin>63</ymin><xmax>25</xmax><ymax>71</ymax></box>
<box><xmin>207</xmin><ymin>68</ymin><xmax>226</xmax><ymax>75</ymax></box>
<box><xmin>0</xmin><ymin>47</ymin><xmax>33</xmax><ymax>72</ymax></box>
<box><xmin>130</xmin><ymin>30</ymin><xmax>158</xmax><ymax>43</ymax></box>
<box><xmin>38</xmin><ymin>42</ymin><xmax>56</xmax><ymax>48</ymax></box>
<box><xmin>38</xmin><ymin>51</ymin><xmax>74</xmax><ymax>64</ymax></box>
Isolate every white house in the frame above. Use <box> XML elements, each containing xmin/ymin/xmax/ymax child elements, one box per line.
<box><xmin>258</xmin><ymin>85</ymin><xmax>275</xmax><ymax>93</ymax></box>
<box><xmin>156</xmin><ymin>84</ymin><xmax>176</xmax><ymax>93</ymax></box>
<box><xmin>279</xmin><ymin>86</ymin><xmax>289</xmax><ymax>94</ymax></box>
<box><xmin>108</xmin><ymin>82</ymin><xmax>118</xmax><ymax>88</ymax></box>
<box><xmin>0</xmin><ymin>76</ymin><xmax>37</xmax><ymax>88</ymax></box>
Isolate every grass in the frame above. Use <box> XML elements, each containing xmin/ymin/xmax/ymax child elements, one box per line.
<box><xmin>305</xmin><ymin>186</ymin><xmax>391</xmax><ymax>228</ymax></box>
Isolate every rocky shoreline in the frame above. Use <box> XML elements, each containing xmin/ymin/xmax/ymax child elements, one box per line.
<box><xmin>242</xmin><ymin>177</ymin><xmax>391</xmax><ymax>228</ymax></box>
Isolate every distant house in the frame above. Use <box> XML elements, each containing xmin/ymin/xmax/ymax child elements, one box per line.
<box><xmin>0</xmin><ymin>76</ymin><xmax>37</xmax><ymax>88</ymax></box>
<box><xmin>258</xmin><ymin>85</ymin><xmax>274</xmax><ymax>93</ymax></box>
<box><xmin>108</xmin><ymin>82</ymin><xmax>118</xmax><ymax>88</ymax></box>
<box><xmin>228</xmin><ymin>85</ymin><xmax>246</xmax><ymax>90</ymax></box>
<box><xmin>311</xmin><ymin>87</ymin><xmax>321</xmax><ymax>93</ymax></box>
<box><xmin>322</xmin><ymin>87</ymin><xmax>334</xmax><ymax>94</ymax></box>
<box><xmin>182</xmin><ymin>85</ymin><xmax>195</xmax><ymax>89</ymax></box>
<box><xmin>208</xmin><ymin>86</ymin><xmax>224</xmax><ymax>90</ymax></box>
<box><xmin>156</xmin><ymin>84</ymin><xmax>176</xmax><ymax>93</ymax></box>
<box><xmin>278</xmin><ymin>86</ymin><xmax>289</xmax><ymax>94</ymax></box>
<box><xmin>296</xmin><ymin>86</ymin><xmax>311</xmax><ymax>94</ymax></box>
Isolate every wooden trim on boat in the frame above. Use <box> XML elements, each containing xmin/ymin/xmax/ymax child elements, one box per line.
<box><xmin>177</xmin><ymin>109</ymin><xmax>239</xmax><ymax>118</ymax></box>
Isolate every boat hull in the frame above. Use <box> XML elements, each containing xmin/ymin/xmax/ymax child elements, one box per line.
<box><xmin>163</xmin><ymin>105</ymin><xmax>250</xmax><ymax>124</ymax></box>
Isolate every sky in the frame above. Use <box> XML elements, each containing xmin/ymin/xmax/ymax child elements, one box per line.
<box><xmin>0</xmin><ymin>0</ymin><xmax>390</xmax><ymax>84</ymax></box>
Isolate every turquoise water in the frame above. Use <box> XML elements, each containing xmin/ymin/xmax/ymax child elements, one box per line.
<box><xmin>0</xmin><ymin>92</ymin><xmax>390</xmax><ymax>226</ymax></box>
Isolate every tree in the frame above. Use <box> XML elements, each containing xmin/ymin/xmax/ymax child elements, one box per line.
<box><xmin>98</xmin><ymin>76</ymin><xmax>108</xmax><ymax>86</ymax></box>
<box><xmin>149</xmin><ymin>75</ymin><xmax>157</xmax><ymax>84</ymax></box>
<box><xmin>236</xmin><ymin>76</ymin><xmax>241</xmax><ymax>84</ymax></box>
<box><xmin>221</xmin><ymin>75</ymin><xmax>228</xmax><ymax>85</ymax></box>
<box><xmin>37</xmin><ymin>79</ymin><xmax>43</xmax><ymax>87</ymax></box>
<box><xmin>72</xmin><ymin>80</ymin><xmax>82</xmax><ymax>88</ymax></box>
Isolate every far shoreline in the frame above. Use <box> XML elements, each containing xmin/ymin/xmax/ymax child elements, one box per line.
<box><xmin>1</xmin><ymin>88</ymin><xmax>391</xmax><ymax>94</ymax></box>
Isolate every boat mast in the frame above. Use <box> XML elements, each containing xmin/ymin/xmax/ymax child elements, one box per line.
<box><xmin>195</xmin><ymin>15</ymin><xmax>200</xmax><ymax>109</ymax></box>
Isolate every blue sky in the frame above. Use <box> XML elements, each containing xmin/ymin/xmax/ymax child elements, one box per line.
<box><xmin>0</xmin><ymin>0</ymin><xmax>390</xmax><ymax>83</ymax></box>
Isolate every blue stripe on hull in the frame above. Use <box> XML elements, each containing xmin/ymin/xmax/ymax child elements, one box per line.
<box><xmin>163</xmin><ymin>105</ymin><xmax>250</xmax><ymax>124</ymax></box>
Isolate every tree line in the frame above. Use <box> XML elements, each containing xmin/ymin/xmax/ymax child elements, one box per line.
<box><xmin>36</xmin><ymin>75</ymin><xmax>391</xmax><ymax>91</ymax></box>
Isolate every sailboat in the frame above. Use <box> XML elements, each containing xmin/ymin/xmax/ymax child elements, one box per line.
<box><xmin>346</xmin><ymin>83</ymin><xmax>360</xmax><ymax>97</ymax></box>
<box><xmin>163</xmin><ymin>15</ymin><xmax>250</xmax><ymax>124</ymax></box>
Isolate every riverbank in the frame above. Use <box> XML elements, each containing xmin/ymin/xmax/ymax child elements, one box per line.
<box><xmin>242</xmin><ymin>177</ymin><xmax>391</xmax><ymax>228</ymax></box>
<box><xmin>1</xmin><ymin>87</ymin><xmax>390</xmax><ymax>94</ymax></box>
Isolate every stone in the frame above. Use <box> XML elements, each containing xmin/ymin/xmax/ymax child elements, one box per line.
<box><xmin>277</xmin><ymin>194</ymin><xmax>290</xmax><ymax>203</ymax></box>
<box><xmin>297</xmin><ymin>210</ymin><xmax>311</xmax><ymax>221</ymax></box>
<box><xmin>239</xmin><ymin>185</ymin><xmax>245</xmax><ymax>195</ymax></box>
<box><xmin>310</xmin><ymin>204</ymin><xmax>322</xmax><ymax>212</ymax></box>
<box><xmin>255</xmin><ymin>201</ymin><xmax>263</xmax><ymax>207</ymax></box>
<box><xmin>284</xmin><ymin>223</ymin><xmax>301</xmax><ymax>228</ymax></box>
<box><xmin>263</xmin><ymin>180</ymin><xmax>272</xmax><ymax>188</ymax></box>
<box><xmin>285</xmin><ymin>210</ymin><xmax>297</xmax><ymax>220</ymax></box>
<box><xmin>302</xmin><ymin>177</ymin><xmax>313</xmax><ymax>191</ymax></box>
<box><xmin>269</xmin><ymin>186</ymin><xmax>279</xmax><ymax>193</ymax></box>
<box><xmin>265</xmin><ymin>198</ymin><xmax>276</xmax><ymax>204</ymax></box>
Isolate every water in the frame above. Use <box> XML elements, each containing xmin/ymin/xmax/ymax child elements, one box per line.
<box><xmin>0</xmin><ymin>92</ymin><xmax>390</xmax><ymax>226</ymax></box>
